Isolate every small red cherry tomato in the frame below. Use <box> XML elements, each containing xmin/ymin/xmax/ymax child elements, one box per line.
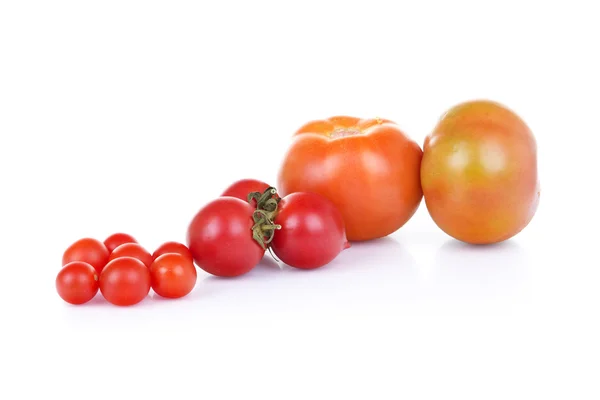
<box><xmin>271</xmin><ymin>192</ymin><xmax>349</xmax><ymax>269</ymax></box>
<box><xmin>152</xmin><ymin>241</ymin><xmax>193</xmax><ymax>264</ymax></box>
<box><xmin>109</xmin><ymin>242</ymin><xmax>153</xmax><ymax>268</ymax></box>
<box><xmin>104</xmin><ymin>233</ymin><xmax>138</xmax><ymax>253</ymax></box>
<box><xmin>56</xmin><ymin>261</ymin><xmax>99</xmax><ymax>305</ymax></box>
<box><xmin>187</xmin><ymin>197</ymin><xmax>265</xmax><ymax>277</ymax></box>
<box><xmin>62</xmin><ymin>238</ymin><xmax>110</xmax><ymax>274</ymax></box>
<box><xmin>99</xmin><ymin>257</ymin><xmax>151</xmax><ymax>306</ymax></box>
<box><xmin>221</xmin><ymin>179</ymin><xmax>271</xmax><ymax>203</ymax></box>
<box><xmin>150</xmin><ymin>253</ymin><xmax>197</xmax><ymax>299</ymax></box>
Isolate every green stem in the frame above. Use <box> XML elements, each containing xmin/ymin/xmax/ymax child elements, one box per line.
<box><xmin>248</xmin><ymin>187</ymin><xmax>282</xmax><ymax>250</ymax></box>
<box><xmin>261</xmin><ymin>225</ymin><xmax>281</xmax><ymax>231</ymax></box>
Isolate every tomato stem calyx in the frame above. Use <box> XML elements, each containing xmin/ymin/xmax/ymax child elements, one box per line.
<box><xmin>249</xmin><ymin>187</ymin><xmax>282</xmax><ymax>250</ymax></box>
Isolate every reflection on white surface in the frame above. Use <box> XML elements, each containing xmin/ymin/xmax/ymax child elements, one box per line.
<box><xmin>189</xmin><ymin>236</ymin><xmax>422</xmax><ymax>318</ymax></box>
<box><xmin>58</xmin><ymin>235</ymin><xmax>533</xmax><ymax>325</ymax></box>
<box><xmin>427</xmin><ymin>239</ymin><xmax>531</xmax><ymax>309</ymax></box>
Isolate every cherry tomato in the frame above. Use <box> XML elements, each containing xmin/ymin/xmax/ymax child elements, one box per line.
<box><xmin>99</xmin><ymin>257</ymin><xmax>151</xmax><ymax>306</ymax></box>
<box><xmin>152</xmin><ymin>241</ymin><xmax>193</xmax><ymax>264</ymax></box>
<box><xmin>271</xmin><ymin>192</ymin><xmax>349</xmax><ymax>269</ymax></box>
<box><xmin>109</xmin><ymin>242</ymin><xmax>153</xmax><ymax>268</ymax></box>
<box><xmin>421</xmin><ymin>100</ymin><xmax>540</xmax><ymax>244</ymax></box>
<box><xmin>187</xmin><ymin>197</ymin><xmax>265</xmax><ymax>277</ymax></box>
<box><xmin>221</xmin><ymin>179</ymin><xmax>271</xmax><ymax>203</ymax></box>
<box><xmin>277</xmin><ymin>116</ymin><xmax>423</xmax><ymax>241</ymax></box>
<box><xmin>150</xmin><ymin>253</ymin><xmax>197</xmax><ymax>298</ymax></box>
<box><xmin>104</xmin><ymin>233</ymin><xmax>138</xmax><ymax>253</ymax></box>
<box><xmin>62</xmin><ymin>238</ymin><xmax>110</xmax><ymax>274</ymax></box>
<box><xmin>56</xmin><ymin>261</ymin><xmax>99</xmax><ymax>305</ymax></box>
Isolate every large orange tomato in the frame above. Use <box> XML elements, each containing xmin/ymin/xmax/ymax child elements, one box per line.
<box><xmin>277</xmin><ymin>116</ymin><xmax>423</xmax><ymax>241</ymax></box>
<box><xmin>421</xmin><ymin>100</ymin><xmax>540</xmax><ymax>244</ymax></box>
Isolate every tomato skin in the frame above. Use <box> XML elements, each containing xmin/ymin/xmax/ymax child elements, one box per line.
<box><xmin>152</xmin><ymin>241</ymin><xmax>193</xmax><ymax>264</ymax></box>
<box><xmin>99</xmin><ymin>257</ymin><xmax>151</xmax><ymax>306</ymax></box>
<box><xmin>277</xmin><ymin>116</ymin><xmax>423</xmax><ymax>241</ymax></box>
<box><xmin>421</xmin><ymin>100</ymin><xmax>540</xmax><ymax>244</ymax></box>
<box><xmin>271</xmin><ymin>192</ymin><xmax>349</xmax><ymax>269</ymax></box>
<box><xmin>62</xmin><ymin>238</ymin><xmax>110</xmax><ymax>274</ymax></box>
<box><xmin>104</xmin><ymin>233</ymin><xmax>137</xmax><ymax>253</ymax></box>
<box><xmin>150</xmin><ymin>253</ymin><xmax>197</xmax><ymax>298</ymax></box>
<box><xmin>187</xmin><ymin>197</ymin><xmax>265</xmax><ymax>277</ymax></box>
<box><xmin>221</xmin><ymin>179</ymin><xmax>271</xmax><ymax>202</ymax></box>
<box><xmin>56</xmin><ymin>261</ymin><xmax>99</xmax><ymax>305</ymax></box>
<box><xmin>109</xmin><ymin>243</ymin><xmax>153</xmax><ymax>268</ymax></box>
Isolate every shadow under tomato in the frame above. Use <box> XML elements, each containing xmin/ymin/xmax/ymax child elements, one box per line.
<box><xmin>77</xmin><ymin>291</ymin><xmax>155</xmax><ymax>308</ymax></box>
<box><xmin>427</xmin><ymin>238</ymin><xmax>531</xmax><ymax>306</ymax></box>
<box><xmin>196</xmin><ymin>235</ymin><xmax>422</xmax><ymax>313</ymax></box>
<box><xmin>58</xmin><ymin>290</ymin><xmax>153</xmax><ymax>321</ymax></box>
<box><xmin>64</xmin><ymin>291</ymin><xmax>110</xmax><ymax>308</ymax></box>
<box><xmin>279</xmin><ymin>236</ymin><xmax>418</xmax><ymax>274</ymax></box>
<box><xmin>196</xmin><ymin>255</ymin><xmax>285</xmax><ymax>297</ymax></box>
<box><xmin>253</xmin><ymin>253</ymin><xmax>282</xmax><ymax>272</ymax></box>
<box><xmin>262</xmin><ymin>236</ymin><xmax>424</xmax><ymax>313</ymax></box>
<box><xmin>149</xmin><ymin>275</ymin><xmax>221</xmax><ymax>302</ymax></box>
<box><xmin>83</xmin><ymin>292</ymin><xmax>108</xmax><ymax>306</ymax></box>
<box><xmin>200</xmin><ymin>254</ymin><xmax>283</xmax><ymax>281</ymax></box>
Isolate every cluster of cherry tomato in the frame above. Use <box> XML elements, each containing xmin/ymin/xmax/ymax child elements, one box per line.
<box><xmin>56</xmin><ymin>100</ymin><xmax>540</xmax><ymax>306</ymax></box>
<box><xmin>56</xmin><ymin>234</ymin><xmax>197</xmax><ymax>306</ymax></box>
<box><xmin>56</xmin><ymin>182</ymin><xmax>351</xmax><ymax>306</ymax></box>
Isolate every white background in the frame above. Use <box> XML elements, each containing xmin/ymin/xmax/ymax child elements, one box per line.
<box><xmin>1</xmin><ymin>1</ymin><xmax>599</xmax><ymax>399</ymax></box>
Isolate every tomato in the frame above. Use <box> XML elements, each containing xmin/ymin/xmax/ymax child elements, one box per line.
<box><xmin>187</xmin><ymin>197</ymin><xmax>265</xmax><ymax>277</ymax></box>
<box><xmin>421</xmin><ymin>100</ymin><xmax>540</xmax><ymax>244</ymax></box>
<box><xmin>56</xmin><ymin>261</ymin><xmax>99</xmax><ymax>305</ymax></box>
<box><xmin>150</xmin><ymin>253</ymin><xmax>197</xmax><ymax>298</ymax></box>
<box><xmin>152</xmin><ymin>241</ymin><xmax>193</xmax><ymax>264</ymax></box>
<box><xmin>99</xmin><ymin>257</ymin><xmax>151</xmax><ymax>306</ymax></box>
<box><xmin>104</xmin><ymin>233</ymin><xmax>137</xmax><ymax>253</ymax></box>
<box><xmin>277</xmin><ymin>116</ymin><xmax>423</xmax><ymax>241</ymax></box>
<box><xmin>62</xmin><ymin>238</ymin><xmax>110</xmax><ymax>274</ymax></box>
<box><xmin>109</xmin><ymin>242</ymin><xmax>153</xmax><ymax>268</ymax></box>
<box><xmin>221</xmin><ymin>179</ymin><xmax>271</xmax><ymax>203</ymax></box>
<box><xmin>271</xmin><ymin>192</ymin><xmax>349</xmax><ymax>269</ymax></box>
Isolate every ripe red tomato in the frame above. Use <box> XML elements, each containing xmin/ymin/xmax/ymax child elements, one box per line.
<box><xmin>152</xmin><ymin>241</ymin><xmax>193</xmax><ymax>264</ymax></box>
<box><xmin>109</xmin><ymin>242</ymin><xmax>153</xmax><ymax>268</ymax></box>
<box><xmin>271</xmin><ymin>192</ymin><xmax>349</xmax><ymax>269</ymax></box>
<box><xmin>99</xmin><ymin>257</ymin><xmax>151</xmax><ymax>306</ymax></box>
<box><xmin>104</xmin><ymin>233</ymin><xmax>138</xmax><ymax>253</ymax></box>
<box><xmin>277</xmin><ymin>116</ymin><xmax>423</xmax><ymax>241</ymax></box>
<box><xmin>187</xmin><ymin>197</ymin><xmax>265</xmax><ymax>277</ymax></box>
<box><xmin>150</xmin><ymin>253</ymin><xmax>197</xmax><ymax>298</ymax></box>
<box><xmin>421</xmin><ymin>100</ymin><xmax>540</xmax><ymax>244</ymax></box>
<box><xmin>62</xmin><ymin>238</ymin><xmax>110</xmax><ymax>274</ymax></box>
<box><xmin>56</xmin><ymin>261</ymin><xmax>99</xmax><ymax>305</ymax></box>
<box><xmin>221</xmin><ymin>179</ymin><xmax>271</xmax><ymax>203</ymax></box>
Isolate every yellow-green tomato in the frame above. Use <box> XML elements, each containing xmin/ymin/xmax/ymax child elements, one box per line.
<box><xmin>421</xmin><ymin>100</ymin><xmax>540</xmax><ymax>244</ymax></box>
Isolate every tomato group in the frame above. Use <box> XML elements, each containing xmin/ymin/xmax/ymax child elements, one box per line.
<box><xmin>58</xmin><ymin>236</ymin><xmax>199</xmax><ymax>305</ymax></box>
<box><xmin>150</xmin><ymin>253</ymin><xmax>197</xmax><ymax>298</ymax></box>
<box><xmin>104</xmin><ymin>233</ymin><xmax>137</xmax><ymax>253</ymax></box>
<box><xmin>109</xmin><ymin>243</ymin><xmax>153</xmax><ymax>268</ymax></box>
<box><xmin>62</xmin><ymin>238</ymin><xmax>110</xmax><ymax>274</ymax></box>
<box><xmin>56</xmin><ymin>261</ymin><xmax>99</xmax><ymax>305</ymax></box>
<box><xmin>277</xmin><ymin>116</ymin><xmax>423</xmax><ymax>241</ymax></box>
<box><xmin>271</xmin><ymin>192</ymin><xmax>349</xmax><ymax>269</ymax></box>
<box><xmin>187</xmin><ymin>197</ymin><xmax>265</xmax><ymax>277</ymax></box>
<box><xmin>99</xmin><ymin>257</ymin><xmax>151</xmax><ymax>306</ymax></box>
<box><xmin>56</xmin><ymin>100</ymin><xmax>541</xmax><ymax>309</ymax></box>
<box><xmin>421</xmin><ymin>100</ymin><xmax>540</xmax><ymax>244</ymax></box>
